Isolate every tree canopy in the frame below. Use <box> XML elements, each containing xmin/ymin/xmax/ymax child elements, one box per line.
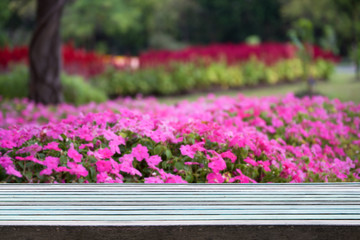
<box><xmin>0</xmin><ymin>0</ymin><xmax>359</xmax><ymax>58</ymax></box>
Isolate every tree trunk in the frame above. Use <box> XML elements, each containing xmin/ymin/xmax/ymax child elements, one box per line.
<box><xmin>350</xmin><ymin>0</ymin><xmax>360</xmax><ymax>81</ymax></box>
<box><xmin>355</xmin><ymin>44</ymin><xmax>360</xmax><ymax>81</ymax></box>
<box><xmin>29</xmin><ymin>0</ymin><xmax>67</xmax><ymax>105</ymax></box>
<box><xmin>354</xmin><ymin>14</ymin><xmax>360</xmax><ymax>81</ymax></box>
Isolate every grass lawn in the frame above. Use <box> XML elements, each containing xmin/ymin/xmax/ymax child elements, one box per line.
<box><xmin>159</xmin><ymin>72</ymin><xmax>360</xmax><ymax>104</ymax></box>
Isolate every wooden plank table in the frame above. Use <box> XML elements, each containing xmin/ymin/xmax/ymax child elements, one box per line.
<box><xmin>0</xmin><ymin>183</ymin><xmax>360</xmax><ymax>239</ymax></box>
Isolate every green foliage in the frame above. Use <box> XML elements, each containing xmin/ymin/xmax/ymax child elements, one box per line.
<box><xmin>61</xmin><ymin>0</ymin><xmax>162</xmax><ymax>54</ymax></box>
<box><xmin>0</xmin><ymin>0</ymin><xmax>289</xmax><ymax>54</ymax></box>
<box><xmin>0</xmin><ymin>65</ymin><xmax>107</xmax><ymax>104</ymax></box>
<box><xmin>245</xmin><ymin>35</ymin><xmax>261</xmax><ymax>46</ymax></box>
<box><xmin>0</xmin><ymin>65</ymin><xmax>28</xmax><ymax>98</ymax></box>
<box><xmin>242</xmin><ymin>58</ymin><xmax>266</xmax><ymax>85</ymax></box>
<box><xmin>2</xmin><ymin>0</ymin><xmax>356</xmax><ymax>58</ymax></box>
<box><xmin>288</xmin><ymin>18</ymin><xmax>314</xmax><ymax>82</ymax></box>
<box><xmin>61</xmin><ymin>73</ymin><xmax>107</xmax><ymax>105</ymax></box>
<box><xmin>320</xmin><ymin>25</ymin><xmax>338</xmax><ymax>54</ymax></box>
<box><xmin>0</xmin><ymin>0</ymin><xmax>36</xmax><ymax>46</ymax></box>
<box><xmin>92</xmin><ymin>59</ymin><xmax>335</xmax><ymax>97</ymax></box>
<box><xmin>62</xmin><ymin>0</ymin><xmax>141</xmax><ymax>38</ymax></box>
<box><xmin>281</xmin><ymin>0</ymin><xmax>360</xmax><ymax>58</ymax></box>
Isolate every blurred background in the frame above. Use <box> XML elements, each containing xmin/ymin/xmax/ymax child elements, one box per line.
<box><xmin>0</xmin><ymin>0</ymin><xmax>359</xmax><ymax>104</ymax></box>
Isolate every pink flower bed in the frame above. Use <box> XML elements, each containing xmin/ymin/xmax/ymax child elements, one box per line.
<box><xmin>0</xmin><ymin>94</ymin><xmax>359</xmax><ymax>183</ymax></box>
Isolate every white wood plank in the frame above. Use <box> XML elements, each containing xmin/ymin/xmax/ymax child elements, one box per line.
<box><xmin>1</xmin><ymin>183</ymin><xmax>359</xmax><ymax>226</ymax></box>
<box><xmin>1</xmin><ymin>197</ymin><xmax>359</xmax><ymax>202</ymax></box>
<box><xmin>1</xmin><ymin>183</ymin><xmax>359</xmax><ymax>190</ymax></box>
<box><xmin>2</xmin><ymin>220</ymin><xmax>360</xmax><ymax>226</ymax></box>
<box><xmin>1</xmin><ymin>209</ymin><xmax>360</xmax><ymax>215</ymax></box>
<box><xmin>0</xmin><ymin>201</ymin><xmax>359</xmax><ymax>206</ymax></box>
<box><xmin>2</xmin><ymin>205</ymin><xmax>360</xmax><ymax>210</ymax></box>
<box><xmin>1</xmin><ymin>214</ymin><xmax>360</xmax><ymax>221</ymax></box>
<box><xmin>1</xmin><ymin>201</ymin><xmax>359</xmax><ymax>206</ymax></box>
<box><xmin>0</xmin><ymin>194</ymin><xmax>358</xmax><ymax>199</ymax></box>
<box><xmin>1</xmin><ymin>191</ymin><xmax>360</xmax><ymax>195</ymax></box>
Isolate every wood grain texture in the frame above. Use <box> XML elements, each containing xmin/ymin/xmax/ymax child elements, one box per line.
<box><xmin>0</xmin><ymin>183</ymin><xmax>360</xmax><ymax>239</ymax></box>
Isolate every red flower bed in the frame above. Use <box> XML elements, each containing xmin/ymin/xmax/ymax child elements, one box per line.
<box><xmin>62</xmin><ymin>44</ymin><xmax>106</xmax><ymax>78</ymax></box>
<box><xmin>0</xmin><ymin>44</ymin><xmax>106</xmax><ymax>78</ymax></box>
<box><xmin>139</xmin><ymin>43</ymin><xmax>340</xmax><ymax>67</ymax></box>
<box><xmin>0</xmin><ymin>46</ymin><xmax>28</xmax><ymax>70</ymax></box>
<box><xmin>0</xmin><ymin>42</ymin><xmax>340</xmax><ymax>78</ymax></box>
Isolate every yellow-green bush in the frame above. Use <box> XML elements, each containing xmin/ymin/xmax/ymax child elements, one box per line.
<box><xmin>91</xmin><ymin>58</ymin><xmax>335</xmax><ymax>97</ymax></box>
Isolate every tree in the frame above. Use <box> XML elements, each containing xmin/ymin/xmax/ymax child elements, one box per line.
<box><xmin>332</xmin><ymin>0</ymin><xmax>360</xmax><ymax>80</ymax></box>
<box><xmin>288</xmin><ymin>18</ymin><xmax>315</xmax><ymax>96</ymax></box>
<box><xmin>171</xmin><ymin>0</ymin><xmax>286</xmax><ymax>45</ymax></box>
<box><xmin>29</xmin><ymin>0</ymin><xmax>66</xmax><ymax>104</ymax></box>
<box><xmin>0</xmin><ymin>0</ymin><xmax>36</xmax><ymax>47</ymax></box>
<box><xmin>61</xmin><ymin>0</ymin><xmax>160</xmax><ymax>54</ymax></box>
<box><xmin>281</xmin><ymin>0</ymin><xmax>360</xmax><ymax>80</ymax></box>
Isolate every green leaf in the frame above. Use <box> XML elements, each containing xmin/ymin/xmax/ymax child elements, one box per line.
<box><xmin>59</xmin><ymin>155</ymin><xmax>67</xmax><ymax>165</ymax></box>
<box><xmin>185</xmin><ymin>174</ymin><xmax>194</xmax><ymax>183</ymax></box>
<box><xmin>165</xmin><ymin>149</ymin><xmax>172</xmax><ymax>159</ymax></box>
<box><xmin>154</xmin><ymin>145</ymin><xmax>163</xmax><ymax>155</ymax></box>
<box><xmin>24</xmin><ymin>171</ymin><xmax>32</xmax><ymax>181</ymax></box>
<box><xmin>88</xmin><ymin>156</ymin><xmax>98</xmax><ymax>163</ymax></box>
<box><xmin>161</xmin><ymin>161</ymin><xmax>167</xmax><ymax>169</ymax></box>
<box><xmin>88</xmin><ymin>167</ymin><xmax>96</xmax><ymax>181</ymax></box>
<box><xmin>240</xmin><ymin>147</ymin><xmax>248</xmax><ymax>159</ymax></box>
<box><xmin>60</xmin><ymin>134</ymin><xmax>67</xmax><ymax>141</ymax></box>
<box><xmin>175</xmin><ymin>161</ymin><xmax>184</xmax><ymax>170</ymax></box>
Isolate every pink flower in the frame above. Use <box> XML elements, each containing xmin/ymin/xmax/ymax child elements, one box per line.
<box><xmin>109</xmin><ymin>136</ymin><xmax>125</xmax><ymax>154</ymax></box>
<box><xmin>17</xmin><ymin>144</ymin><xmax>43</xmax><ymax>155</ymax></box>
<box><xmin>258</xmin><ymin>160</ymin><xmax>271</xmax><ymax>172</ymax></box>
<box><xmin>184</xmin><ymin>162</ymin><xmax>199</xmax><ymax>165</ymax></box>
<box><xmin>145</xmin><ymin>176</ymin><xmax>164</xmax><ymax>183</ymax></box>
<box><xmin>146</xmin><ymin>155</ymin><xmax>162</xmax><ymax>169</ymax></box>
<box><xmin>96</xmin><ymin>160</ymin><xmax>112</xmax><ymax>173</ymax></box>
<box><xmin>157</xmin><ymin>169</ymin><xmax>187</xmax><ymax>183</ymax></box>
<box><xmin>43</xmin><ymin>142</ymin><xmax>61</xmax><ymax>151</ymax></box>
<box><xmin>67</xmin><ymin>162</ymin><xmax>88</xmax><ymax>177</ymax></box>
<box><xmin>272</xmin><ymin>117</ymin><xmax>283</xmax><ymax>128</ymax></box>
<box><xmin>191</xmin><ymin>142</ymin><xmax>206</xmax><ymax>152</ymax></box>
<box><xmin>180</xmin><ymin>145</ymin><xmax>195</xmax><ymax>159</ymax></box>
<box><xmin>244</xmin><ymin>157</ymin><xmax>258</xmax><ymax>167</ymax></box>
<box><xmin>119</xmin><ymin>161</ymin><xmax>142</xmax><ymax>176</ymax></box>
<box><xmin>221</xmin><ymin>151</ymin><xmax>237</xmax><ymax>163</ymax></box>
<box><xmin>119</xmin><ymin>154</ymin><xmax>142</xmax><ymax>176</ymax></box>
<box><xmin>109</xmin><ymin>158</ymin><xmax>121</xmax><ymax>175</ymax></box>
<box><xmin>165</xmin><ymin>175</ymin><xmax>187</xmax><ymax>183</ymax></box>
<box><xmin>15</xmin><ymin>156</ymin><xmax>43</xmax><ymax>165</ymax></box>
<box><xmin>95</xmin><ymin>148</ymin><xmax>113</xmax><ymax>159</ymax></box>
<box><xmin>131</xmin><ymin>144</ymin><xmax>149</xmax><ymax>161</ymax></box>
<box><xmin>290</xmin><ymin>170</ymin><xmax>307</xmax><ymax>183</ymax></box>
<box><xmin>0</xmin><ymin>139</ymin><xmax>16</xmax><ymax>149</ymax></box>
<box><xmin>0</xmin><ymin>155</ymin><xmax>22</xmax><ymax>178</ymax></box>
<box><xmin>96</xmin><ymin>172</ymin><xmax>123</xmax><ymax>183</ymax></box>
<box><xmin>79</xmin><ymin>143</ymin><xmax>94</xmax><ymax>150</ymax></box>
<box><xmin>207</xmin><ymin>172</ymin><xmax>224</xmax><ymax>183</ymax></box>
<box><xmin>40</xmin><ymin>156</ymin><xmax>59</xmax><ymax>175</ymax></box>
<box><xmin>208</xmin><ymin>154</ymin><xmax>226</xmax><ymax>173</ymax></box>
<box><xmin>229</xmin><ymin>169</ymin><xmax>256</xmax><ymax>183</ymax></box>
<box><xmin>97</xmin><ymin>172</ymin><xmax>114</xmax><ymax>183</ymax></box>
<box><xmin>68</xmin><ymin>143</ymin><xmax>82</xmax><ymax>163</ymax></box>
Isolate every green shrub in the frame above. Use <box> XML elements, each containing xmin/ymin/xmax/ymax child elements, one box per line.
<box><xmin>0</xmin><ymin>65</ymin><xmax>28</xmax><ymax>99</ymax></box>
<box><xmin>61</xmin><ymin>73</ymin><xmax>107</xmax><ymax>105</ymax></box>
<box><xmin>241</xmin><ymin>58</ymin><xmax>266</xmax><ymax>85</ymax></box>
<box><xmin>90</xmin><ymin>58</ymin><xmax>335</xmax><ymax>97</ymax></box>
<box><xmin>0</xmin><ymin>65</ymin><xmax>107</xmax><ymax>104</ymax></box>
